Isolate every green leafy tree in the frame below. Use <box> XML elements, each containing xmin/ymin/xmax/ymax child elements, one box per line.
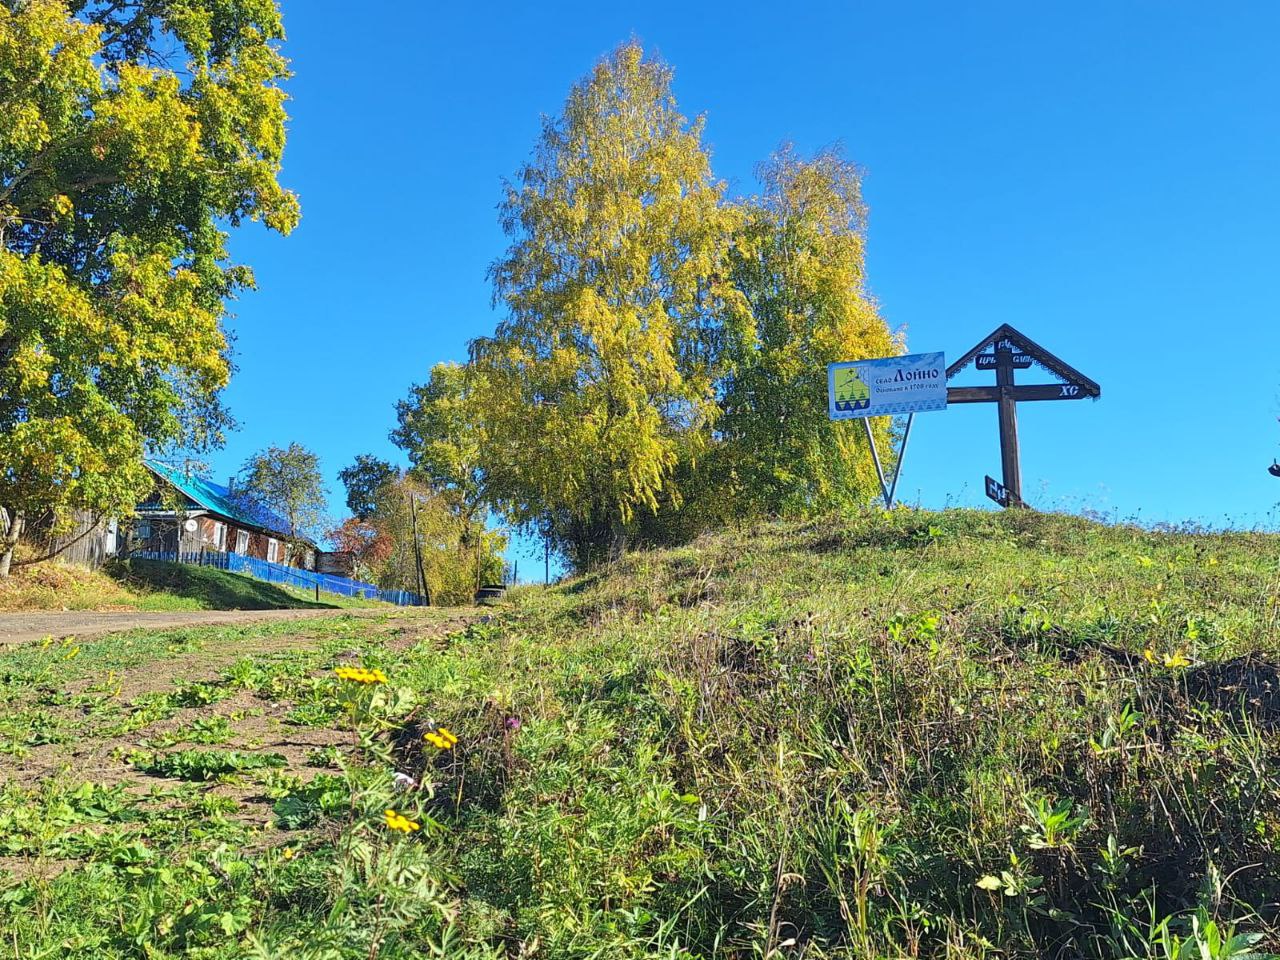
<box><xmin>392</xmin><ymin>362</ymin><xmax>485</xmax><ymax>527</ymax></box>
<box><xmin>716</xmin><ymin>146</ymin><xmax>898</xmax><ymax>517</ymax></box>
<box><xmin>0</xmin><ymin>0</ymin><xmax>299</xmax><ymax>576</ymax></box>
<box><xmin>472</xmin><ymin>42</ymin><xmax>750</xmax><ymax>569</ymax></box>
<box><xmin>235</xmin><ymin>444</ymin><xmax>327</xmax><ymax>560</ymax></box>
<box><xmin>368</xmin><ymin>474</ymin><xmax>506</xmax><ymax>604</ymax></box>
<box><xmin>338</xmin><ymin>454</ymin><xmax>397</xmax><ymax>521</ymax></box>
<box><xmin>395</xmin><ymin>362</ymin><xmax>511</xmax><ymax>591</ymax></box>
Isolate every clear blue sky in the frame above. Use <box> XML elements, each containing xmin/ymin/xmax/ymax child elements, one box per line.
<box><xmin>215</xmin><ymin>1</ymin><xmax>1280</xmax><ymax>571</ymax></box>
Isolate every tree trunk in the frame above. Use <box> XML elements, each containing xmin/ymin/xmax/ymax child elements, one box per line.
<box><xmin>607</xmin><ymin>517</ymin><xmax>627</xmax><ymax>564</ymax></box>
<box><xmin>0</xmin><ymin>509</ymin><xmax>25</xmax><ymax>579</ymax></box>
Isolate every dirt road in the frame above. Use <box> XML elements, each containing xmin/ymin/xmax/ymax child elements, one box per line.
<box><xmin>0</xmin><ymin>606</ymin><xmax>439</xmax><ymax>646</ymax></box>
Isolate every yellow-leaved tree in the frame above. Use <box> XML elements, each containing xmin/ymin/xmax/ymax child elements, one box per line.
<box><xmin>712</xmin><ymin>146</ymin><xmax>900</xmax><ymax>517</ymax></box>
<box><xmin>0</xmin><ymin>0</ymin><xmax>298</xmax><ymax>576</ymax></box>
<box><xmin>472</xmin><ymin>43</ymin><xmax>750</xmax><ymax>568</ymax></box>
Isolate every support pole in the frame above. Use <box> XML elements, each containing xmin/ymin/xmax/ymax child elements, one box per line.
<box><xmin>885</xmin><ymin>412</ymin><xmax>915</xmax><ymax>509</ymax></box>
<box><xmin>995</xmin><ymin>341</ymin><xmax>1022</xmax><ymax>506</ymax></box>
<box><xmin>862</xmin><ymin>415</ymin><xmax>914</xmax><ymax>510</ymax></box>
<box><xmin>861</xmin><ymin>418</ymin><xmax>891</xmax><ymax>507</ymax></box>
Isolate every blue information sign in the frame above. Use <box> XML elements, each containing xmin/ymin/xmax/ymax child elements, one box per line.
<box><xmin>828</xmin><ymin>352</ymin><xmax>947</xmax><ymax>420</ymax></box>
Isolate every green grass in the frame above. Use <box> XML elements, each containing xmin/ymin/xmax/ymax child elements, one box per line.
<box><xmin>0</xmin><ymin>557</ymin><xmax>386</xmax><ymax>611</ymax></box>
<box><xmin>112</xmin><ymin>558</ymin><xmax>385</xmax><ymax>610</ymax></box>
<box><xmin>2</xmin><ymin>509</ymin><xmax>1280</xmax><ymax>958</ymax></box>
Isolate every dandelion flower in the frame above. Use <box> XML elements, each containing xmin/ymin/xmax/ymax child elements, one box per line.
<box><xmin>384</xmin><ymin>809</ymin><xmax>420</xmax><ymax>833</ymax></box>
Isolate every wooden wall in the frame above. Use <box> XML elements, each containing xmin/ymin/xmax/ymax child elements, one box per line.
<box><xmin>41</xmin><ymin>512</ymin><xmax>119</xmax><ymax>570</ymax></box>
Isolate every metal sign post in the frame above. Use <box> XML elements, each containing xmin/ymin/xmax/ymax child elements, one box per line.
<box><xmin>946</xmin><ymin>325</ymin><xmax>1101</xmax><ymax>507</ymax></box>
<box><xmin>861</xmin><ymin>413</ymin><xmax>916</xmax><ymax>510</ymax></box>
<box><xmin>829</xmin><ymin>352</ymin><xmax>946</xmax><ymax>509</ymax></box>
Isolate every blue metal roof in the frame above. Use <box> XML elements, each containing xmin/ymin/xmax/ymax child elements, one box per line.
<box><xmin>144</xmin><ymin>460</ymin><xmax>295</xmax><ymax>537</ymax></box>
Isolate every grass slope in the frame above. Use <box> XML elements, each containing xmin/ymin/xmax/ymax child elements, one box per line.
<box><xmin>2</xmin><ymin>509</ymin><xmax>1279</xmax><ymax>958</ymax></box>
<box><xmin>112</xmin><ymin>559</ymin><xmax>373</xmax><ymax>610</ymax></box>
<box><xmin>0</xmin><ymin>559</ymin><xmax>382</xmax><ymax>611</ymax></box>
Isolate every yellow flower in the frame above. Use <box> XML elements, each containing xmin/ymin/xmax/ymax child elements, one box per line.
<box><xmin>334</xmin><ymin>665</ymin><xmax>387</xmax><ymax>685</ymax></box>
<box><xmin>425</xmin><ymin>726</ymin><xmax>459</xmax><ymax>750</ymax></box>
<box><xmin>1206</xmin><ymin>556</ymin><xmax>1218</xmax><ymax>567</ymax></box>
<box><xmin>1144</xmin><ymin>648</ymin><xmax>1191</xmax><ymax>668</ymax></box>
<box><xmin>384</xmin><ymin>809</ymin><xmax>420</xmax><ymax>833</ymax></box>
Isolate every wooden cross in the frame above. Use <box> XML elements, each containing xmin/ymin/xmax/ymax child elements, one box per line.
<box><xmin>945</xmin><ymin>324</ymin><xmax>1101</xmax><ymax>507</ymax></box>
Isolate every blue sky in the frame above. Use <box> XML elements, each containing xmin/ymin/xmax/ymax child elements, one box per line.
<box><xmin>216</xmin><ymin>1</ymin><xmax>1280</xmax><ymax>571</ymax></box>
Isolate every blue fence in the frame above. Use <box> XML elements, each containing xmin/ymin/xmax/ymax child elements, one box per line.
<box><xmin>127</xmin><ymin>550</ymin><xmax>426</xmax><ymax>607</ymax></box>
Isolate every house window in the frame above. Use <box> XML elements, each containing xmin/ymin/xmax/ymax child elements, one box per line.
<box><xmin>235</xmin><ymin>529</ymin><xmax>249</xmax><ymax>554</ymax></box>
<box><xmin>213</xmin><ymin>522</ymin><xmax>226</xmax><ymax>551</ymax></box>
<box><xmin>268</xmin><ymin>538</ymin><xmax>279</xmax><ymax>563</ymax></box>
<box><xmin>136</xmin><ymin>521</ymin><xmax>152</xmax><ymax>541</ymax></box>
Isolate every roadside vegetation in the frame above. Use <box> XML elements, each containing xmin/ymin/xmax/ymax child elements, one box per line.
<box><xmin>0</xmin><ymin>559</ymin><xmax>384</xmax><ymax>613</ymax></box>
<box><xmin>3</xmin><ymin>508</ymin><xmax>1279</xmax><ymax>958</ymax></box>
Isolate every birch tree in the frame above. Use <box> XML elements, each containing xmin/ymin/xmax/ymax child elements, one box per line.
<box><xmin>472</xmin><ymin>42</ymin><xmax>750</xmax><ymax>568</ymax></box>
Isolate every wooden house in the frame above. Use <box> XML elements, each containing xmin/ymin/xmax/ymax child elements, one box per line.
<box><xmin>132</xmin><ymin>461</ymin><xmax>316</xmax><ymax>569</ymax></box>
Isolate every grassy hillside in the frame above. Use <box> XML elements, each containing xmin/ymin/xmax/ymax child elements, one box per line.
<box><xmin>2</xmin><ymin>509</ymin><xmax>1279</xmax><ymax>958</ymax></box>
<box><xmin>0</xmin><ymin>558</ymin><xmax>383</xmax><ymax>611</ymax></box>
<box><xmin>112</xmin><ymin>559</ymin><xmax>382</xmax><ymax>610</ymax></box>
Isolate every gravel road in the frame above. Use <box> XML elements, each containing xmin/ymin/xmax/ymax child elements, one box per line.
<box><xmin>0</xmin><ymin>607</ymin><xmax>413</xmax><ymax>646</ymax></box>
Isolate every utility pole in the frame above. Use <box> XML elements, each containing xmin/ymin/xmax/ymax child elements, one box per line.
<box><xmin>408</xmin><ymin>494</ymin><xmax>430</xmax><ymax>606</ymax></box>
